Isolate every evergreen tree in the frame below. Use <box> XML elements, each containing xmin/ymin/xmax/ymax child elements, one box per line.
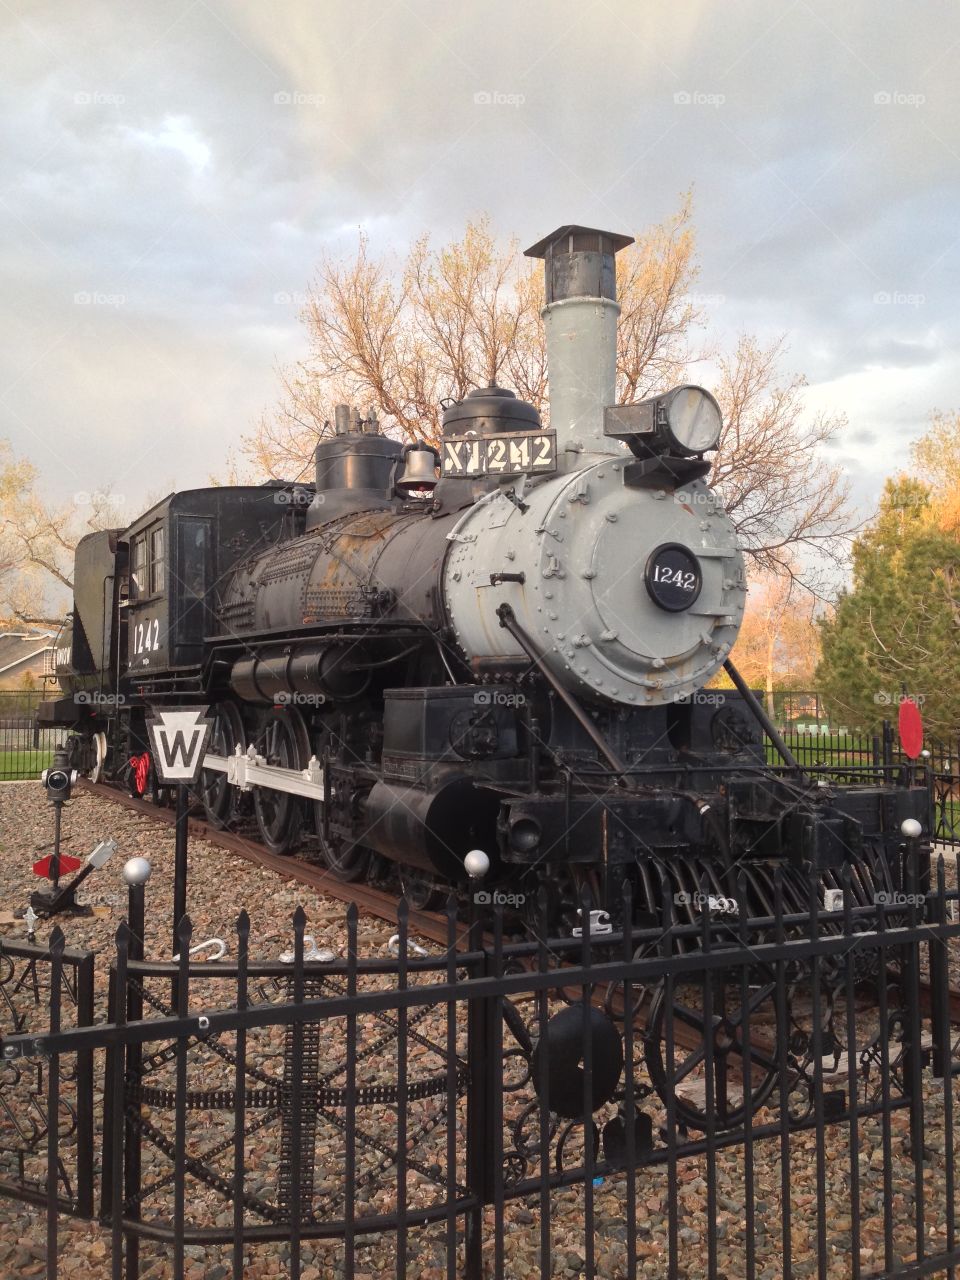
<box><xmin>817</xmin><ymin>477</ymin><xmax>960</xmax><ymax>737</ymax></box>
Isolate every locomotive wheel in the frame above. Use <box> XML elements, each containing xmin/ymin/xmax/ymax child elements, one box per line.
<box><xmin>199</xmin><ymin>702</ymin><xmax>244</xmax><ymax>828</ymax></box>
<box><xmin>644</xmin><ymin>970</ymin><xmax>781</xmax><ymax>1132</ymax></box>
<box><xmin>399</xmin><ymin>867</ymin><xmax>445</xmax><ymax>912</ymax></box>
<box><xmin>310</xmin><ymin>724</ymin><xmax>371</xmax><ymax>882</ymax></box>
<box><xmin>315</xmin><ymin>827</ymin><xmax>371</xmax><ymax>883</ymax></box>
<box><xmin>88</xmin><ymin>731</ymin><xmax>108</xmax><ymax>784</ymax></box>
<box><xmin>251</xmin><ymin>707</ymin><xmax>309</xmax><ymax>855</ymax></box>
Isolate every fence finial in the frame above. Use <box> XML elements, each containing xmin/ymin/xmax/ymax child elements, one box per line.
<box><xmin>122</xmin><ymin>857</ymin><xmax>151</xmax><ymax>886</ymax></box>
<box><xmin>464</xmin><ymin>849</ymin><xmax>490</xmax><ymax>880</ymax></box>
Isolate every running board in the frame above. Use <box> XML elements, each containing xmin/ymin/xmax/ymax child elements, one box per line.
<box><xmin>203</xmin><ymin>748</ymin><xmax>326</xmax><ymax>801</ymax></box>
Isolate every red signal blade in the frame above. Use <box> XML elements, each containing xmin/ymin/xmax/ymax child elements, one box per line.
<box><xmin>898</xmin><ymin>697</ymin><xmax>923</xmax><ymax>759</ymax></box>
<box><xmin>33</xmin><ymin>853</ymin><xmax>82</xmax><ymax>878</ymax></box>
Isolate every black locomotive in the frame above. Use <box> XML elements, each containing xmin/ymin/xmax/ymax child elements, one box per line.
<box><xmin>40</xmin><ymin>224</ymin><xmax>929</xmax><ymax>930</ymax></box>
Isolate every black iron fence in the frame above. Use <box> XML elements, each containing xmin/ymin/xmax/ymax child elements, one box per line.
<box><xmin>0</xmin><ymin>689</ymin><xmax>61</xmax><ymax>781</ymax></box>
<box><xmin>0</xmin><ymin>935</ymin><xmax>95</xmax><ymax>1216</ymax></box>
<box><xmin>2</xmin><ymin>852</ymin><xmax>960</xmax><ymax>1278</ymax></box>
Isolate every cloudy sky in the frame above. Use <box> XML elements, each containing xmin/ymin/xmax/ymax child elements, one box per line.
<box><xmin>2</xmin><ymin>0</ymin><xmax>958</xmax><ymax>527</ymax></box>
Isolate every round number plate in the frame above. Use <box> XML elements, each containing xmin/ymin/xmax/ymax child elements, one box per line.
<box><xmin>644</xmin><ymin>543</ymin><xmax>702</xmax><ymax>612</ymax></box>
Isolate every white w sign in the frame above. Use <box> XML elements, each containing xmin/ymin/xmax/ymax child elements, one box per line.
<box><xmin>147</xmin><ymin>707</ymin><xmax>213</xmax><ymax>786</ymax></box>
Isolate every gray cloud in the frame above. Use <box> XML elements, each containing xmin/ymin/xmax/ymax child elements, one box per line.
<box><xmin>0</xmin><ymin>0</ymin><xmax>958</xmax><ymax>521</ymax></box>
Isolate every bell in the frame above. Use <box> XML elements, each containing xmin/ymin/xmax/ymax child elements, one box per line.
<box><xmin>396</xmin><ymin>444</ymin><xmax>439</xmax><ymax>494</ymax></box>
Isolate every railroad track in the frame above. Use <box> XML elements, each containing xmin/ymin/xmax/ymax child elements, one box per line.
<box><xmin>77</xmin><ymin>778</ymin><xmax>465</xmax><ymax>949</ymax></box>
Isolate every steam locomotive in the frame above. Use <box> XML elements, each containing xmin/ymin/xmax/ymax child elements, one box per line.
<box><xmin>40</xmin><ymin>224</ymin><xmax>929</xmax><ymax>926</ymax></box>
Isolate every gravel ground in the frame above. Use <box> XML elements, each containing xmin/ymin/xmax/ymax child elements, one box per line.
<box><xmin>0</xmin><ymin>781</ymin><xmax>959</xmax><ymax>1279</ymax></box>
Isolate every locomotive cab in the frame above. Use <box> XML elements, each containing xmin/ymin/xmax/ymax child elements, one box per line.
<box><xmin>121</xmin><ymin>484</ymin><xmax>308</xmax><ymax>696</ymax></box>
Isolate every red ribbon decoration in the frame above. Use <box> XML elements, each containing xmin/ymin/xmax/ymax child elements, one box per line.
<box><xmin>129</xmin><ymin>751</ymin><xmax>151</xmax><ymax>796</ymax></box>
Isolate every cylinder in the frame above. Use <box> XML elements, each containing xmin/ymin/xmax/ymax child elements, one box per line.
<box><xmin>287</xmin><ymin>648</ymin><xmax>370</xmax><ymax>701</ymax></box>
<box><xmin>362</xmin><ymin>778</ymin><xmax>502</xmax><ymax>877</ymax></box>
<box><xmin>230</xmin><ymin>654</ymin><xmax>292</xmax><ymax>703</ymax></box>
<box><xmin>229</xmin><ymin>646</ymin><xmax>371</xmax><ymax>705</ymax></box>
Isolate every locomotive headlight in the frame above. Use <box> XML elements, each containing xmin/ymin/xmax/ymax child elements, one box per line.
<box><xmin>660</xmin><ymin>385</ymin><xmax>723</xmax><ymax>455</ymax></box>
<box><xmin>604</xmin><ymin>383</ymin><xmax>723</xmax><ymax>457</ymax></box>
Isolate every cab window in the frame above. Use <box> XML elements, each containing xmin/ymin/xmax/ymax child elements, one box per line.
<box><xmin>179</xmin><ymin>517</ymin><xmax>211</xmax><ymax>645</ymax></box>
<box><xmin>150</xmin><ymin>527</ymin><xmax>165</xmax><ymax>594</ymax></box>
<box><xmin>131</xmin><ymin>535</ymin><xmax>147</xmax><ymax>599</ymax></box>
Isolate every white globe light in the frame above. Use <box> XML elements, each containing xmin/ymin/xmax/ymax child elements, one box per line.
<box><xmin>900</xmin><ymin>818</ymin><xmax>922</xmax><ymax>839</ymax></box>
<box><xmin>464</xmin><ymin>849</ymin><xmax>490</xmax><ymax>879</ymax></box>
<box><xmin>122</xmin><ymin>856</ymin><xmax>152</xmax><ymax>886</ymax></box>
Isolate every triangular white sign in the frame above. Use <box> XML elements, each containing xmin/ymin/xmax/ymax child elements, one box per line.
<box><xmin>147</xmin><ymin>706</ymin><xmax>213</xmax><ymax>785</ymax></box>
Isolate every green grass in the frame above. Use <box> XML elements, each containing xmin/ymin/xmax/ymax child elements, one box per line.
<box><xmin>765</xmin><ymin>739</ymin><xmax>877</xmax><ymax>768</ymax></box>
<box><xmin>0</xmin><ymin>749</ymin><xmax>54</xmax><ymax>781</ymax></box>
<box><xmin>939</xmin><ymin>798</ymin><xmax>960</xmax><ymax>839</ymax></box>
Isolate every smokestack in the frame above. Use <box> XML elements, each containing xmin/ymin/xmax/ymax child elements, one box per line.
<box><xmin>524</xmin><ymin>225</ymin><xmax>633</xmax><ymax>469</ymax></box>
